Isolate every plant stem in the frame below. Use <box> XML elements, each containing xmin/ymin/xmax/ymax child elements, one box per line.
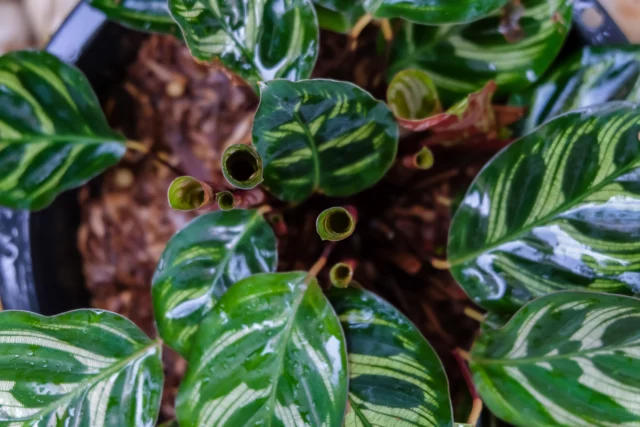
<box><xmin>350</xmin><ymin>13</ymin><xmax>373</xmax><ymax>50</ymax></box>
<box><xmin>452</xmin><ymin>348</ymin><xmax>482</xmax><ymax>426</ymax></box>
<box><xmin>464</xmin><ymin>307</ymin><xmax>486</xmax><ymax>323</ymax></box>
<box><xmin>126</xmin><ymin>140</ymin><xmax>189</xmax><ymax>178</ymax></box>
<box><xmin>257</xmin><ymin>205</ymin><xmax>273</xmax><ymax>216</ymax></box>
<box><xmin>307</xmin><ymin>242</ymin><xmax>336</xmax><ymax>281</ymax></box>
<box><xmin>378</xmin><ymin>19</ymin><xmax>393</xmax><ymax>42</ymax></box>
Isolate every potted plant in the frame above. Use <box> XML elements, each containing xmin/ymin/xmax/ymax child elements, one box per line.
<box><xmin>1</xmin><ymin>0</ymin><xmax>639</xmax><ymax>426</ymax></box>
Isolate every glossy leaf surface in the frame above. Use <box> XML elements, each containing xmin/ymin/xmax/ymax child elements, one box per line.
<box><xmin>389</xmin><ymin>0</ymin><xmax>573</xmax><ymax>105</ymax></box>
<box><xmin>471</xmin><ymin>292</ymin><xmax>640</xmax><ymax>427</ymax></box>
<box><xmin>176</xmin><ymin>272</ymin><xmax>348</xmax><ymax>426</ymax></box>
<box><xmin>169</xmin><ymin>0</ymin><xmax>319</xmax><ymax>89</ymax></box>
<box><xmin>314</xmin><ymin>0</ymin><xmax>365</xmax><ymax>33</ymax></box>
<box><xmin>254</xmin><ymin>79</ymin><xmax>398</xmax><ymax>202</ymax></box>
<box><xmin>0</xmin><ymin>51</ymin><xmax>125</xmax><ymax>210</ymax></box>
<box><xmin>0</xmin><ymin>309</ymin><xmax>163</xmax><ymax>426</ymax></box>
<box><xmin>329</xmin><ymin>287</ymin><xmax>453</xmax><ymax>427</ymax></box>
<box><xmin>365</xmin><ymin>0</ymin><xmax>508</xmax><ymax>25</ymax></box>
<box><xmin>87</xmin><ymin>0</ymin><xmax>180</xmax><ymax>36</ymax></box>
<box><xmin>513</xmin><ymin>45</ymin><xmax>640</xmax><ymax>133</ymax></box>
<box><xmin>152</xmin><ymin>209</ymin><xmax>277</xmax><ymax>357</ymax></box>
<box><xmin>448</xmin><ymin>102</ymin><xmax>640</xmax><ymax>314</ymax></box>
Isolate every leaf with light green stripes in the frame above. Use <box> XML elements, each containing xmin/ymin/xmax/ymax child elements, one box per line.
<box><xmin>86</xmin><ymin>0</ymin><xmax>181</xmax><ymax>36</ymax></box>
<box><xmin>0</xmin><ymin>51</ymin><xmax>126</xmax><ymax>211</ymax></box>
<box><xmin>0</xmin><ymin>309</ymin><xmax>163</xmax><ymax>426</ymax></box>
<box><xmin>389</xmin><ymin>0</ymin><xmax>573</xmax><ymax>105</ymax></box>
<box><xmin>253</xmin><ymin>79</ymin><xmax>398</xmax><ymax>203</ymax></box>
<box><xmin>176</xmin><ymin>272</ymin><xmax>348</xmax><ymax>426</ymax></box>
<box><xmin>313</xmin><ymin>0</ymin><xmax>365</xmax><ymax>33</ymax></box>
<box><xmin>152</xmin><ymin>209</ymin><xmax>277</xmax><ymax>358</ymax></box>
<box><xmin>448</xmin><ymin>102</ymin><xmax>640</xmax><ymax>315</ymax></box>
<box><xmin>470</xmin><ymin>291</ymin><xmax>640</xmax><ymax>427</ymax></box>
<box><xmin>512</xmin><ymin>45</ymin><xmax>640</xmax><ymax>134</ymax></box>
<box><xmin>169</xmin><ymin>0</ymin><xmax>319</xmax><ymax>90</ymax></box>
<box><xmin>328</xmin><ymin>287</ymin><xmax>453</xmax><ymax>427</ymax></box>
<box><xmin>363</xmin><ymin>0</ymin><xmax>508</xmax><ymax>24</ymax></box>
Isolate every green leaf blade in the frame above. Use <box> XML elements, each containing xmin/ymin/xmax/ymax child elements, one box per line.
<box><xmin>0</xmin><ymin>51</ymin><xmax>126</xmax><ymax>210</ymax></box>
<box><xmin>0</xmin><ymin>309</ymin><xmax>163</xmax><ymax>426</ymax></box>
<box><xmin>471</xmin><ymin>292</ymin><xmax>640</xmax><ymax>427</ymax></box>
<box><xmin>152</xmin><ymin>209</ymin><xmax>278</xmax><ymax>357</ymax></box>
<box><xmin>169</xmin><ymin>0</ymin><xmax>319</xmax><ymax>89</ymax></box>
<box><xmin>448</xmin><ymin>102</ymin><xmax>640</xmax><ymax>314</ymax></box>
<box><xmin>367</xmin><ymin>0</ymin><xmax>508</xmax><ymax>25</ymax></box>
<box><xmin>176</xmin><ymin>272</ymin><xmax>348</xmax><ymax>427</ymax></box>
<box><xmin>86</xmin><ymin>0</ymin><xmax>181</xmax><ymax>36</ymax></box>
<box><xmin>329</xmin><ymin>288</ymin><xmax>453</xmax><ymax>427</ymax></box>
<box><xmin>253</xmin><ymin>79</ymin><xmax>399</xmax><ymax>203</ymax></box>
<box><xmin>313</xmin><ymin>0</ymin><xmax>365</xmax><ymax>33</ymax></box>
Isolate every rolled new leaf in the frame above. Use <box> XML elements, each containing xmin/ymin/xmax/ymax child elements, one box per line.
<box><xmin>448</xmin><ymin>102</ymin><xmax>640</xmax><ymax>314</ymax></box>
<box><xmin>0</xmin><ymin>310</ymin><xmax>163</xmax><ymax>426</ymax></box>
<box><xmin>317</xmin><ymin>207</ymin><xmax>356</xmax><ymax>241</ymax></box>
<box><xmin>176</xmin><ymin>272</ymin><xmax>348</xmax><ymax>426</ymax></box>
<box><xmin>328</xmin><ymin>287</ymin><xmax>454</xmax><ymax>426</ymax></box>
<box><xmin>221</xmin><ymin>144</ymin><xmax>263</xmax><ymax>190</ymax></box>
<box><xmin>0</xmin><ymin>51</ymin><xmax>126</xmax><ymax>210</ymax></box>
<box><xmin>404</xmin><ymin>146</ymin><xmax>434</xmax><ymax>170</ymax></box>
<box><xmin>86</xmin><ymin>0</ymin><xmax>180</xmax><ymax>36</ymax></box>
<box><xmin>152</xmin><ymin>209</ymin><xmax>277</xmax><ymax>357</ymax></box>
<box><xmin>167</xmin><ymin>176</ymin><xmax>214</xmax><ymax>211</ymax></box>
<box><xmin>470</xmin><ymin>292</ymin><xmax>640</xmax><ymax>427</ymax></box>
<box><xmin>216</xmin><ymin>191</ymin><xmax>236</xmax><ymax>211</ymax></box>
<box><xmin>387</xmin><ymin>69</ymin><xmax>442</xmax><ymax>122</ymax></box>
<box><xmin>330</xmin><ymin>262</ymin><xmax>354</xmax><ymax>288</ymax></box>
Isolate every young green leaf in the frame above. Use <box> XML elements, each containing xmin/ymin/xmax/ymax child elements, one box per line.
<box><xmin>152</xmin><ymin>209</ymin><xmax>277</xmax><ymax>357</ymax></box>
<box><xmin>169</xmin><ymin>0</ymin><xmax>319</xmax><ymax>90</ymax></box>
<box><xmin>221</xmin><ymin>144</ymin><xmax>263</xmax><ymax>190</ymax></box>
<box><xmin>448</xmin><ymin>102</ymin><xmax>640</xmax><ymax>314</ymax></box>
<box><xmin>389</xmin><ymin>0</ymin><xmax>573</xmax><ymax>105</ymax></box>
<box><xmin>364</xmin><ymin>0</ymin><xmax>508</xmax><ymax>25</ymax></box>
<box><xmin>167</xmin><ymin>176</ymin><xmax>214</xmax><ymax>211</ymax></box>
<box><xmin>316</xmin><ymin>207</ymin><xmax>356</xmax><ymax>241</ymax></box>
<box><xmin>216</xmin><ymin>191</ymin><xmax>237</xmax><ymax>210</ymax></box>
<box><xmin>176</xmin><ymin>272</ymin><xmax>348</xmax><ymax>427</ymax></box>
<box><xmin>86</xmin><ymin>0</ymin><xmax>180</xmax><ymax>36</ymax></box>
<box><xmin>253</xmin><ymin>79</ymin><xmax>398</xmax><ymax>202</ymax></box>
<box><xmin>0</xmin><ymin>51</ymin><xmax>126</xmax><ymax>210</ymax></box>
<box><xmin>0</xmin><ymin>310</ymin><xmax>163</xmax><ymax>426</ymax></box>
<box><xmin>513</xmin><ymin>45</ymin><xmax>640</xmax><ymax>133</ymax></box>
<box><xmin>314</xmin><ymin>0</ymin><xmax>366</xmax><ymax>33</ymax></box>
<box><xmin>470</xmin><ymin>292</ymin><xmax>640</xmax><ymax>427</ymax></box>
<box><xmin>328</xmin><ymin>287</ymin><xmax>453</xmax><ymax>426</ymax></box>
<box><xmin>387</xmin><ymin>69</ymin><xmax>442</xmax><ymax>123</ymax></box>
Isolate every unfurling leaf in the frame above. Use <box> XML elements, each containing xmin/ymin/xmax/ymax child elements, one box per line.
<box><xmin>329</xmin><ymin>262</ymin><xmax>354</xmax><ymax>287</ymax></box>
<box><xmin>152</xmin><ymin>209</ymin><xmax>277</xmax><ymax>357</ymax></box>
<box><xmin>387</xmin><ymin>69</ymin><xmax>442</xmax><ymax>124</ymax></box>
<box><xmin>389</xmin><ymin>0</ymin><xmax>573</xmax><ymax>105</ymax></box>
<box><xmin>167</xmin><ymin>176</ymin><xmax>214</xmax><ymax>211</ymax></box>
<box><xmin>0</xmin><ymin>310</ymin><xmax>163</xmax><ymax>426</ymax></box>
<box><xmin>471</xmin><ymin>292</ymin><xmax>640</xmax><ymax>427</ymax></box>
<box><xmin>0</xmin><ymin>51</ymin><xmax>126</xmax><ymax>210</ymax></box>
<box><xmin>86</xmin><ymin>0</ymin><xmax>180</xmax><ymax>36</ymax></box>
<box><xmin>169</xmin><ymin>0</ymin><xmax>319</xmax><ymax>90</ymax></box>
<box><xmin>316</xmin><ymin>206</ymin><xmax>356</xmax><ymax>241</ymax></box>
<box><xmin>513</xmin><ymin>45</ymin><xmax>640</xmax><ymax>133</ymax></box>
<box><xmin>328</xmin><ymin>287</ymin><xmax>453</xmax><ymax>427</ymax></box>
<box><xmin>253</xmin><ymin>79</ymin><xmax>398</xmax><ymax>202</ymax></box>
<box><xmin>366</xmin><ymin>0</ymin><xmax>508</xmax><ymax>25</ymax></box>
<box><xmin>176</xmin><ymin>272</ymin><xmax>348</xmax><ymax>427</ymax></box>
<box><xmin>216</xmin><ymin>191</ymin><xmax>236</xmax><ymax>210</ymax></box>
<box><xmin>448</xmin><ymin>102</ymin><xmax>640</xmax><ymax>314</ymax></box>
<box><xmin>221</xmin><ymin>144</ymin><xmax>263</xmax><ymax>190</ymax></box>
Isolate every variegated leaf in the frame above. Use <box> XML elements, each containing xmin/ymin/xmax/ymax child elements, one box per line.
<box><xmin>513</xmin><ymin>45</ymin><xmax>640</xmax><ymax>133</ymax></box>
<box><xmin>152</xmin><ymin>209</ymin><xmax>277</xmax><ymax>357</ymax></box>
<box><xmin>86</xmin><ymin>0</ymin><xmax>181</xmax><ymax>36</ymax></box>
<box><xmin>471</xmin><ymin>292</ymin><xmax>640</xmax><ymax>427</ymax></box>
<box><xmin>0</xmin><ymin>51</ymin><xmax>126</xmax><ymax>211</ymax></box>
<box><xmin>389</xmin><ymin>0</ymin><xmax>573</xmax><ymax>105</ymax></box>
<box><xmin>0</xmin><ymin>309</ymin><xmax>163</xmax><ymax>426</ymax></box>
<box><xmin>363</xmin><ymin>0</ymin><xmax>508</xmax><ymax>25</ymax></box>
<box><xmin>328</xmin><ymin>287</ymin><xmax>453</xmax><ymax>427</ymax></box>
<box><xmin>448</xmin><ymin>102</ymin><xmax>640</xmax><ymax>314</ymax></box>
<box><xmin>169</xmin><ymin>0</ymin><xmax>319</xmax><ymax>90</ymax></box>
<box><xmin>176</xmin><ymin>272</ymin><xmax>349</xmax><ymax>426</ymax></box>
<box><xmin>253</xmin><ymin>79</ymin><xmax>398</xmax><ymax>203</ymax></box>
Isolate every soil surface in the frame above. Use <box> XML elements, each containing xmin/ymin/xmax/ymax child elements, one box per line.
<box><xmin>78</xmin><ymin>32</ymin><xmax>501</xmax><ymax>422</ymax></box>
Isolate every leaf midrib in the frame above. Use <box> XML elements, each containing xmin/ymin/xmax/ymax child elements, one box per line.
<box><xmin>2</xmin><ymin>134</ymin><xmax>125</xmax><ymax>145</ymax></box>
<box><xmin>292</xmin><ymin>111</ymin><xmax>320</xmax><ymax>192</ymax></box>
<box><xmin>20</xmin><ymin>339</ymin><xmax>161</xmax><ymax>423</ymax></box>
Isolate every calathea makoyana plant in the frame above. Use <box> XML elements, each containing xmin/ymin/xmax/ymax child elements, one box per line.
<box><xmin>1</xmin><ymin>0</ymin><xmax>640</xmax><ymax>425</ymax></box>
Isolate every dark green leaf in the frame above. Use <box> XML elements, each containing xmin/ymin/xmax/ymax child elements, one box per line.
<box><xmin>471</xmin><ymin>292</ymin><xmax>640</xmax><ymax>427</ymax></box>
<box><xmin>176</xmin><ymin>272</ymin><xmax>348</xmax><ymax>426</ymax></box>
<box><xmin>169</xmin><ymin>0</ymin><xmax>319</xmax><ymax>89</ymax></box>
<box><xmin>389</xmin><ymin>0</ymin><xmax>573</xmax><ymax>105</ymax></box>
<box><xmin>448</xmin><ymin>102</ymin><xmax>640</xmax><ymax>314</ymax></box>
<box><xmin>513</xmin><ymin>45</ymin><xmax>640</xmax><ymax>133</ymax></box>
<box><xmin>86</xmin><ymin>0</ymin><xmax>180</xmax><ymax>36</ymax></box>
<box><xmin>152</xmin><ymin>209</ymin><xmax>277</xmax><ymax>357</ymax></box>
<box><xmin>314</xmin><ymin>1</ymin><xmax>365</xmax><ymax>33</ymax></box>
<box><xmin>0</xmin><ymin>51</ymin><xmax>125</xmax><ymax>210</ymax></box>
<box><xmin>253</xmin><ymin>79</ymin><xmax>398</xmax><ymax>202</ymax></box>
<box><xmin>329</xmin><ymin>287</ymin><xmax>453</xmax><ymax>427</ymax></box>
<box><xmin>365</xmin><ymin>0</ymin><xmax>508</xmax><ymax>24</ymax></box>
<box><xmin>0</xmin><ymin>309</ymin><xmax>163</xmax><ymax>426</ymax></box>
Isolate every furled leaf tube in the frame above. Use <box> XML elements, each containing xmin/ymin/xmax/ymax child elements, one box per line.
<box><xmin>167</xmin><ymin>176</ymin><xmax>214</xmax><ymax>211</ymax></box>
<box><xmin>222</xmin><ymin>144</ymin><xmax>263</xmax><ymax>189</ymax></box>
<box><xmin>316</xmin><ymin>206</ymin><xmax>357</xmax><ymax>241</ymax></box>
<box><xmin>215</xmin><ymin>191</ymin><xmax>236</xmax><ymax>211</ymax></box>
<box><xmin>330</xmin><ymin>262</ymin><xmax>354</xmax><ymax>288</ymax></box>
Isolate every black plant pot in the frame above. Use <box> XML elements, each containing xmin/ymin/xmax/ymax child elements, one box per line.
<box><xmin>0</xmin><ymin>3</ymin><xmax>145</xmax><ymax>315</ymax></box>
